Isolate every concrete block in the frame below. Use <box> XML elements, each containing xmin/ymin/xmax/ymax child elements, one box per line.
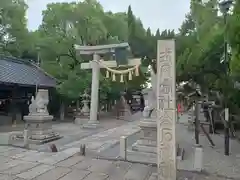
<box><xmin>120</xmin><ymin>136</ymin><xmax>126</xmax><ymax>160</ymax></box>
<box><xmin>0</xmin><ymin>133</ymin><xmax>10</xmax><ymax>145</ymax></box>
<box><xmin>193</xmin><ymin>146</ymin><xmax>203</xmax><ymax>172</ymax></box>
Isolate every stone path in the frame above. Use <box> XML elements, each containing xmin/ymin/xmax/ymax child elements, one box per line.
<box><xmin>58</xmin><ymin>120</ymin><xmax>140</xmax><ymax>153</ymax></box>
<box><xmin>0</xmin><ymin>146</ymin><xmax>233</xmax><ymax>180</ymax></box>
<box><xmin>1</xmin><ymin>112</ymin><xmax>240</xmax><ymax>179</ymax></box>
<box><xmin>0</xmin><ymin>112</ymin><xmax>142</xmax><ymax>152</ymax></box>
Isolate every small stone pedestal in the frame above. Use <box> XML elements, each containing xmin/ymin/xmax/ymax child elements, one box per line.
<box><xmin>128</xmin><ymin>118</ymin><xmax>157</xmax><ymax>164</ymax></box>
<box><xmin>132</xmin><ymin>119</ymin><xmax>157</xmax><ymax>153</ymax></box>
<box><xmin>74</xmin><ymin>108</ymin><xmax>89</xmax><ymax>125</ymax></box>
<box><xmin>24</xmin><ymin>114</ymin><xmax>61</xmax><ymax>144</ymax></box>
<box><xmin>74</xmin><ymin>115</ymin><xmax>88</xmax><ymax>125</ymax></box>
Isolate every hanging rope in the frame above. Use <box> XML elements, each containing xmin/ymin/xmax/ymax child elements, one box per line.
<box><xmin>97</xmin><ymin>60</ymin><xmax>140</xmax><ymax>75</ymax></box>
<box><xmin>94</xmin><ymin>60</ymin><xmax>140</xmax><ymax>82</ymax></box>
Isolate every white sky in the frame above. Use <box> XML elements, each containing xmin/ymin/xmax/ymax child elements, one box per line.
<box><xmin>26</xmin><ymin>0</ymin><xmax>190</xmax><ymax>32</ymax></box>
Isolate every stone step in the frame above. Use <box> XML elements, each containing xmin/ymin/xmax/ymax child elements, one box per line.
<box><xmin>132</xmin><ymin>142</ymin><xmax>157</xmax><ymax>154</ymax></box>
<box><xmin>127</xmin><ymin>149</ymin><xmax>157</xmax><ymax>164</ymax></box>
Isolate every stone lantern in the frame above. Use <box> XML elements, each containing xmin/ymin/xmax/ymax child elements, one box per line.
<box><xmin>75</xmin><ymin>89</ymin><xmax>90</xmax><ymax>125</ymax></box>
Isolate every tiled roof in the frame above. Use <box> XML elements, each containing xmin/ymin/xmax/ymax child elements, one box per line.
<box><xmin>0</xmin><ymin>56</ymin><xmax>56</xmax><ymax>87</ymax></box>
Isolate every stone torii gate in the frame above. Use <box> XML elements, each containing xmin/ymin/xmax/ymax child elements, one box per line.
<box><xmin>74</xmin><ymin>43</ymin><xmax>141</xmax><ymax>128</ymax></box>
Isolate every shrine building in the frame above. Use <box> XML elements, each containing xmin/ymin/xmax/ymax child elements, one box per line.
<box><xmin>0</xmin><ymin>56</ymin><xmax>56</xmax><ymax>126</ymax></box>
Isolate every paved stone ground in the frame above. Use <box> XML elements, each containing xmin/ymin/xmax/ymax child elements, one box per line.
<box><xmin>177</xmin><ymin>113</ymin><xmax>240</xmax><ymax>179</ymax></box>
<box><xmin>0</xmin><ymin>146</ymin><xmax>233</xmax><ymax>180</ymax></box>
<box><xmin>0</xmin><ymin>113</ymin><xmax>142</xmax><ymax>152</ymax></box>
<box><xmin>0</xmin><ymin>112</ymin><xmax>239</xmax><ymax>179</ymax></box>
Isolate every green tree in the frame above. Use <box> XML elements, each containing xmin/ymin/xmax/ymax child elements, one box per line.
<box><xmin>34</xmin><ymin>1</ymin><xmax>148</xmax><ymax>103</ymax></box>
<box><xmin>0</xmin><ymin>0</ymin><xmax>29</xmax><ymax>57</ymax></box>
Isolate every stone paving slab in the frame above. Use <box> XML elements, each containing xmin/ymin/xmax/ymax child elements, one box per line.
<box><xmin>11</xmin><ymin>150</ymin><xmax>39</xmax><ymax>159</ymax></box>
<box><xmin>83</xmin><ymin>172</ymin><xmax>108</xmax><ymax>180</ymax></box>
<box><xmin>34</xmin><ymin>167</ymin><xmax>71</xmax><ymax>180</ymax></box>
<box><xmin>57</xmin><ymin>169</ymin><xmax>90</xmax><ymax>180</ymax></box>
<box><xmin>16</xmin><ymin>164</ymin><xmax>54</xmax><ymax>179</ymax></box>
<box><xmin>0</xmin><ymin>148</ymin><xmax>27</xmax><ymax>157</ymax></box>
<box><xmin>106</xmin><ymin>161</ymin><xmax>132</xmax><ymax>180</ymax></box>
<box><xmin>38</xmin><ymin>148</ymin><xmax>79</xmax><ymax>165</ymax></box>
<box><xmin>0</xmin><ymin>155</ymin><xmax>10</xmax><ymax>163</ymax></box>
<box><xmin>0</xmin><ymin>146</ymin><xmax>15</xmax><ymax>153</ymax></box>
<box><xmin>124</xmin><ymin>163</ymin><xmax>152</xmax><ymax>180</ymax></box>
<box><xmin>20</xmin><ymin>152</ymin><xmax>52</xmax><ymax>162</ymax></box>
<box><xmin>73</xmin><ymin>158</ymin><xmax>94</xmax><ymax>170</ymax></box>
<box><xmin>0</xmin><ymin>174</ymin><xmax>17</xmax><ymax>180</ymax></box>
<box><xmin>56</xmin><ymin>155</ymin><xmax>85</xmax><ymax>167</ymax></box>
<box><xmin>87</xmin><ymin>159</ymin><xmax>113</xmax><ymax>173</ymax></box>
<box><xmin>2</xmin><ymin>162</ymin><xmax>39</xmax><ymax>175</ymax></box>
<box><xmin>0</xmin><ymin>159</ymin><xmax>23</xmax><ymax>172</ymax></box>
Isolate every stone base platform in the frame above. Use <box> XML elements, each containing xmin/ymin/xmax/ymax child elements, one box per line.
<box><xmin>74</xmin><ymin>117</ymin><xmax>88</xmax><ymax>125</ymax></box>
<box><xmin>127</xmin><ymin>144</ymin><xmax>185</xmax><ymax>165</ymax></box>
<box><xmin>28</xmin><ymin>132</ymin><xmax>62</xmax><ymax>144</ymax></box>
<box><xmin>132</xmin><ymin>141</ymin><xmax>157</xmax><ymax>154</ymax></box>
<box><xmin>82</xmin><ymin>121</ymin><xmax>101</xmax><ymax>129</ymax></box>
<box><xmin>127</xmin><ymin>149</ymin><xmax>157</xmax><ymax>164</ymax></box>
<box><xmin>15</xmin><ymin>131</ymin><xmax>62</xmax><ymax>145</ymax></box>
<box><xmin>22</xmin><ymin>114</ymin><xmax>62</xmax><ymax>144</ymax></box>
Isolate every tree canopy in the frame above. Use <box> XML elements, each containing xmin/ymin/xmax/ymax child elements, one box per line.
<box><xmin>3</xmin><ymin>0</ymin><xmax>240</xmax><ymax>112</ymax></box>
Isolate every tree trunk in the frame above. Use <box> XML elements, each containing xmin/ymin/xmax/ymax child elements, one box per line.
<box><xmin>60</xmin><ymin>101</ymin><xmax>65</xmax><ymax>121</ymax></box>
<box><xmin>76</xmin><ymin>99</ymin><xmax>80</xmax><ymax>111</ymax></box>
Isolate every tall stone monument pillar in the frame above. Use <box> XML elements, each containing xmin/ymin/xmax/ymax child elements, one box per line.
<box><xmin>157</xmin><ymin>40</ymin><xmax>176</xmax><ymax>180</ymax></box>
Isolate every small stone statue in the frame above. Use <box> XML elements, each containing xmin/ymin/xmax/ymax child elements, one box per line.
<box><xmin>35</xmin><ymin>89</ymin><xmax>49</xmax><ymax>115</ymax></box>
<box><xmin>143</xmin><ymin>106</ymin><xmax>152</xmax><ymax>118</ymax></box>
<box><xmin>80</xmin><ymin>90</ymin><xmax>90</xmax><ymax>116</ymax></box>
<box><xmin>29</xmin><ymin>96</ymin><xmax>37</xmax><ymax>115</ymax></box>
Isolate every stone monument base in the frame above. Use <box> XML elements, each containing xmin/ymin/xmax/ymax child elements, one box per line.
<box><xmin>127</xmin><ymin>119</ymin><xmax>157</xmax><ymax>164</ymax></box>
<box><xmin>82</xmin><ymin>120</ymin><xmax>101</xmax><ymax>129</ymax></box>
<box><xmin>23</xmin><ymin>114</ymin><xmax>62</xmax><ymax>144</ymax></box>
<box><xmin>74</xmin><ymin>117</ymin><xmax>89</xmax><ymax>125</ymax></box>
<box><xmin>132</xmin><ymin>139</ymin><xmax>157</xmax><ymax>153</ymax></box>
<box><xmin>127</xmin><ymin>149</ymin><xmax>157</xmax><ymax>164</ymax></box>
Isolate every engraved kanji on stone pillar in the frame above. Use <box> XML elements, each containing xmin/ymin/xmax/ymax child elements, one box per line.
<box><xmin>157</xmin><ymin>40</ymin><xmax>176</xmax><ymax>180</ymax></box>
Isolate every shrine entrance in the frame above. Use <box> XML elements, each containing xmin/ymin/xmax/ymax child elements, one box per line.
<box><xmin>74</xmin><ymin>43</ymin><xmax>141</xmax><ymax>127</ymax></box>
